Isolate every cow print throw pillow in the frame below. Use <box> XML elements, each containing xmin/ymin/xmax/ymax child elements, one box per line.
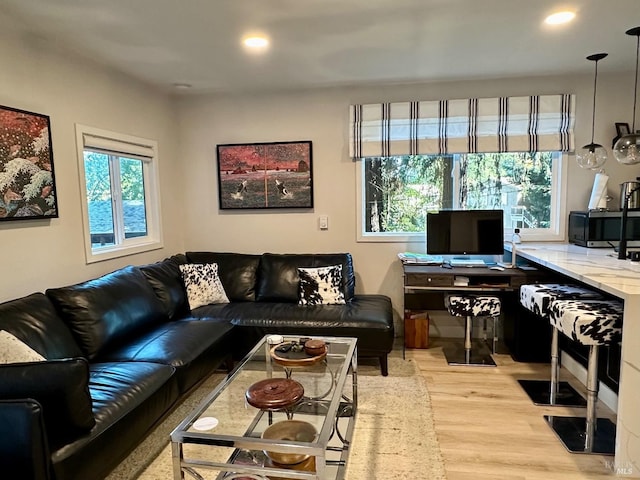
<box><xmin>179</xmin><ymin>263</ymin><xmax>230</xmax><ymax>310</ymax></box>
<box><xmin>298</xmin><ymin>265</ymin><xmax>346</xmax><ymax>305</ymax></box>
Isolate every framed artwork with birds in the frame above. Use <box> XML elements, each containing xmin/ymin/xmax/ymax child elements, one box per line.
<box><xmin>216</xmin><ymin>141</ymin><xmax>313</xmax><ymax>210</ymax></box>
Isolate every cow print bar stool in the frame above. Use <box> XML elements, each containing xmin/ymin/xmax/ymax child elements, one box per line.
<box><xmin>519</xmin><ymin>284</ymin><xmax>603</xmax><ymax>407</ymax></box>
<box><xmin>444</xmin><ymin>295</ymin><xmax>501</xmax><ymax>366</ymax></box>
<box><xmin>545</xmin><ymin>298</ymin><xmax>622</xmax><ymax>454</ymax></box>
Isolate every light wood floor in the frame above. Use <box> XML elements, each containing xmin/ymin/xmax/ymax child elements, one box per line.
<box><xmin>406</xmin><ymin>338</ymin><xmax>618</xmax><ymax>479</ymax></box>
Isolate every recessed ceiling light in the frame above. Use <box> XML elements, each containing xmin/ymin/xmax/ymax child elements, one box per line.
<box><xmin>172</xmin><ymin>83</ymin><xmax>192</xmax><ymax>90</ymax></box>
<box><xmin>544</xmin><ymin>11</ymin><xmax>576</xmax><ymax>25</ymax></box>
<box><xmin>243</xmin><ymin>36</ymin><xmax>269</xmax><ymax>49</ymax></box>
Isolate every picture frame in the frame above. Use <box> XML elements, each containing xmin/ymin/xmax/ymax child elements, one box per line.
<box><xmin>0</xmin><ymin>105</ymin><xmax>58</xmax><ymax>221</ymax></box>
<box><xmin>216</xmin><ymin>141</ymin><xmax>313</xmax><ymax>210</ymax></box>
<box><xmin>616</xmin><ymin>122</ymin><xmax>631</xmax><ymax>136</ymax></box>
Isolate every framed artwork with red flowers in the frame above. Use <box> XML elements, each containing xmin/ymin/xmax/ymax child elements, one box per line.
<box><xmin>0</xmin><ymin>104</ymin><xmax>58</xmax><ymax>221</ymax></box>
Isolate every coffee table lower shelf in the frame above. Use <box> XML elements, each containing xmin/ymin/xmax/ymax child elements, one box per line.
<box><xmin>175</xmin><ymin>409</ymin><xmax>356</xmax><ymax>480</ymax></box>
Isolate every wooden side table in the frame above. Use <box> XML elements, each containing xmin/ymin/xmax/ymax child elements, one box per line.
<box><xmin>404</xmin><ymin>310</ymin><xmax>429</xmax><ymax>349</ymax></box>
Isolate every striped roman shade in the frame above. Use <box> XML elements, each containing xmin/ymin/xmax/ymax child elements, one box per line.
<box><xmin>349</xmin><ymin>94</ymin><xmax>575</xmax><ymax>159</ymax></box>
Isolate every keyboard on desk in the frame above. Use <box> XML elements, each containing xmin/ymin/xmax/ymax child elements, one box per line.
<box><xmin>449</xmin><ymin>259</ymin><xmax>487</xmax><ymax>267</ymax></box>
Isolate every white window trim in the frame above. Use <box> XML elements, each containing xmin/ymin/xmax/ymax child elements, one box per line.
<box><xmin>355</xmin><ymin>153</ymin><xmax>569</xmax><ymax>244</ymax></box>
<box><xmin>75</xmin><ymin>124</ymin><xmax>163</xmax><ymax>263</ymax></box>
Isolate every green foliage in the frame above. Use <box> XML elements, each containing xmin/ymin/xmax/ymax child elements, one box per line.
<box><xmin>84</xmin><ymin>151</ymin><xmax>144</xmax><ymax>202</ymax></box>
<box><xmin>364</xmin><ymin>151</ymin><xmax>554</xmax><ymax>233</ymax></box>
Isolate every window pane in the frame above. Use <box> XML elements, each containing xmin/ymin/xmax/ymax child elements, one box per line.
<box><xmin>458</xmin><ymin>152</ymin><xmax>553</xmax><ymax>229</ymax></box>
<box><xmin>363</xmin><ymin>152</ymin><xmax>555</xmax><ymax>234</ymax></box>
<box><xmin>363</xmin><ymin>155</ymin><xmax>452</xmax><ymax>233</ymax></box>
<box><xmin>84</xmin><ymin>152</ymin><xmax>114</xmax><ymax>247</ymax></box>
<box><xmin>119</xmin><ymin>157</ymin><xmax>148</xmax><ymax>239</ymax></box>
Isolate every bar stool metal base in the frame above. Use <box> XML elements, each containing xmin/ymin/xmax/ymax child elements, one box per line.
<box><xmin>518</xmin><ymin>379</ymin><xmax>587</xmax><ymax>407</ymax></box>
<box><xmin>444</xmin><ymin>345</ymin><xmax>496</xmax><ymax>366</ymax></box>
<box><xmin>545</xmin><ymin>415</ymin><xmax>616</xmax><ymax>455</ymax></box>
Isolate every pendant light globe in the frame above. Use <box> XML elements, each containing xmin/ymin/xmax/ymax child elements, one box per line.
<box><xmin>577</xmin><ymin>53</ymin><xmax>608</xmax><ymax>170</ymax></box>
<box><xmin>613</xmin><ymin>27</ymin><xmax>640</xmax><ymax>165</ymax></box>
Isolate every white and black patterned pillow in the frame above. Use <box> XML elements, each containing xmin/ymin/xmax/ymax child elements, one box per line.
<box><xmin>179</xmin><ymin>263</ymin><xmax>229</xmax><ymax>310</ymax></box>
<box><xmin>298</xmin><ymin>265</ymin><xmax>346</xmax><ymax>305</ymax></box>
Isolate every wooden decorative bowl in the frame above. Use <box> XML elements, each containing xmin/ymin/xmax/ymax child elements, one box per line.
<box><xmin>245</xmin><ymin>378</ymin><xmax>304</xmax><ymax>410</ymax></box>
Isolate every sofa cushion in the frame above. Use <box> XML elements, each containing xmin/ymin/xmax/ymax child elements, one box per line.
<box><xmin>256</xmin><ymin>253</ymin><xmax>356</xmax><ymax>303</ymax></box>
<box><xmin>192</xmin><ymin>294</ymin><xmax>394</xmax><ymax>355</ymax></box>
<box><xmin>0</xmin><ymin>358</ymin><xmax>95</xmax><ymax>449</ymax></box>
<box><xmin>98</xmin><ymin>318</ymin><xmax>234</xmax><ymax>392</ymax></box>
<box><xmin>140</xmin><ymin>255</ymin><xmax>189</xmax><ymax>319</ymax></box>
<box><xmin>0</xmin><ymin>293</ymin><xmax>84</xmax><ymax>360</ymax></box>
<box><xmin>46</xmin><ymin>266</ymin><xmax>169</xmax><ymax>360</ymax></box>
<box><xmin>298</xmin><ymin>265</ymin><xmax>346</xmax><ymax>305</ymax></box>
<box><xmin>0</xmin><ymin>330</ymin><xmax>45</xmax><ymax>363</ymax></box>
<box><xmin>186</xmin><ymin>252</ymin><xmax>261</xmax><ymax>302</ymax></box>
<box><xmin>180</xmin><ymin>263</ymin><xmax>230</xmax><ymax>309</ymax></box>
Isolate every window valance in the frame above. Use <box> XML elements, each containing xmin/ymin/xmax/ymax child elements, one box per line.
<box><xmin>349</xmin><ymin>94</ymin><xmax>575</xmax><ymax>159</ymax></box>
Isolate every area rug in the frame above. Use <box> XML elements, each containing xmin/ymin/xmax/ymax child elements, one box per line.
<box><xmin>106</xmin><ymin>356</ymin><xmax>447</xmax><ymax>480</ymax></box>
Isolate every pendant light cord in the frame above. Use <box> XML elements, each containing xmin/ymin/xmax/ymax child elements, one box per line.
<box><xmin>633</xmin><ymin>33</ymin><xmax>639</xmax><ymax>132</ymax></box>
<box><xmin>590</xmin><ymin>59</ymin><xmax>599</xmax><ymax>143</ymax></box>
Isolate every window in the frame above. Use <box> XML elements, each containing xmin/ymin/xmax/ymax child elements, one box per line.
<box><xmin>75</xmin><ymin>125</ymin><xmax>163</xmax><ymax>263</ymax></box>
<box><xmin>356</xmin><ymin>151</ymin><xmax>567</xmax><ymax>242</ymax></box>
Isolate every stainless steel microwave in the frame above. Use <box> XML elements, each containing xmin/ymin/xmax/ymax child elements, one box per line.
<box><xmin>569</xmin><ymin>210</ymin><xmax>640</xmax><ymax>248</ymax></box>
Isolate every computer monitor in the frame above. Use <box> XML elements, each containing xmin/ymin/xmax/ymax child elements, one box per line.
<box><xmin>426</xmin><ymin>209</ymin><xmax>505</xmax><ymax>256</ymax></box>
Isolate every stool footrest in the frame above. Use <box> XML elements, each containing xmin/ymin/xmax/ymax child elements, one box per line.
<box><xmin>518</xmin><ymin>380</ymin><xmax>587</xmax><ymax>407</ymax></box>
<box><xmin>443</xmin><ymin>345</ymin><xmax>496</xmax><ymax>366</ymax></box>
<box><xmin>545</xmin><ymin>415</ymin><xmax>616</xmax><ymax>455</ymax></box>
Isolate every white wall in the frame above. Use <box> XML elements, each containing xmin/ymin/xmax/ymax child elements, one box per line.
<box><xmin>176</xmin><ymin>73</ymin><xmax>640</xmax><ymax>329</ymax></box>
<box><xmin>0</xmin><ymin>27</ymin><xmax>183</xmax><ymax>302</ymax></box>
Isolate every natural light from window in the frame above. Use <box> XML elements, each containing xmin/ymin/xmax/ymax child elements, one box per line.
<box><xmin>357</xmin><ymin>151</ymin><xmax>567</xmax><ymax>243</ymax></box>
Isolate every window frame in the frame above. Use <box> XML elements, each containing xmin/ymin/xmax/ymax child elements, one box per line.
<box><xmin>355</xmin><ymin>152</ymin><xmax>568</xmax><ymax>243</ymax></box>
<box><xmin>75</xmin><ymin>124</ymin><xmax>163</xmax><ymax>263</ymax></box>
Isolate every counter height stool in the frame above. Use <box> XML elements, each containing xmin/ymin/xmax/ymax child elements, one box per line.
<box><xmin>545</xmin><ymin>298</ymin><xmax>622</xmax><ymax>454</ymax></box>
<box><xmin>444</xmin><ymin>295</ymin><xmax>501</xmax><ymax>366</ymax></box>
<box><xmin>519</xmin><ymin>283</ymin><xmax>603</xmax><ymax>407</ymax></box>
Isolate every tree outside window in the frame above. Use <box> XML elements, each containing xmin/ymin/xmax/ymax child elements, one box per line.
<box><xmin>363</xmin><ymin>152</ymin><xmax>555</xmax><ymax>235</ymax></box>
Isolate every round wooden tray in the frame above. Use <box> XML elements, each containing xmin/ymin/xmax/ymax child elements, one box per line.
<box><xmin>270</xmin><ymin>343</ymin><xmax>327</xmax><ymax>367</ymax></box>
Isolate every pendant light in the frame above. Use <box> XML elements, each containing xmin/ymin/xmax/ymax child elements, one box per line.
<box><xmin>613</xmin><ymin>26</ymin><xmax>640</xmax><ymax>165</ymax></box>
<box><xmin>576</xmin><ymin>53</ymin><xmax>608</xmax><ymax>169</ymax></box>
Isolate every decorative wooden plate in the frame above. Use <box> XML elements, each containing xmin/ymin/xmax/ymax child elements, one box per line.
<box><xmin>269</xmin><ymin>343</ymin><xmax>327</xmax><ymax>367</ymax></box>
<box><xmin>245</xmin><ymin>378</ymin><xmax>304</xmax><ymax>410</ymax></box>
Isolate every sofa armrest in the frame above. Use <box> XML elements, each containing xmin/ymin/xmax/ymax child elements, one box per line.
<box><xmin>0</xmin><ymin>399</ymin><xmax>52</xmax><ymax>480</ymax></box>
<box><xmin>0</xmin><ymin>358</ymin><xmax>95</xmax><ymax>449</ymax></box>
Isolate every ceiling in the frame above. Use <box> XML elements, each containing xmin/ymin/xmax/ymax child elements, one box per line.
<box><xmin>1</xmin><ymin>0</ymin><xmax>639</xmax><ymax>95</ymax></box>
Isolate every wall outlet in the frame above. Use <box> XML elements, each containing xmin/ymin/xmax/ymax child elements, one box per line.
<box><xmin>319</xmin><ymin>215</ymin><xmax>329</xmax><ymax>230</ymax></box>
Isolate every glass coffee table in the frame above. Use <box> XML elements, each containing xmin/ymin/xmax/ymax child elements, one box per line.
<box><xmin>171</xmin><ymin>335</ymin><xmax>358</xmax><ymax>480</ymax></box>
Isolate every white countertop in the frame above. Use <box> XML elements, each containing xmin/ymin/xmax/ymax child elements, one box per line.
<box><xmin>506</xmin><ymin>242</ymin><xmax>640</xmax><ymax>299</ymax></box>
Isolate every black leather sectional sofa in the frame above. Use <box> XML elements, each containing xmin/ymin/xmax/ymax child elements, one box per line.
<box><xmin>0</xmin><ymin>252</ymin><xmax>394</xmax><ymax>480</ymax></box>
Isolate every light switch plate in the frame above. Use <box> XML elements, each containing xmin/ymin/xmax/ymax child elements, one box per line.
<box><xmin>319</xmin><ymin>215</ymin><xmax>329</xmax><ymax>230</ymax></box>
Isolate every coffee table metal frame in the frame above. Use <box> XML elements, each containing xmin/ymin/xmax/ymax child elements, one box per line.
<box><xmin>170</xmin><ymin>335</ymin><xmax>358</xmax><ymax>480</ymax></box>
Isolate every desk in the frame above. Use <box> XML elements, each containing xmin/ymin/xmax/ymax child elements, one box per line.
<box><xmin>509</xmin><ymin>242</ymin><xmax>640</xmax><ymax>477</ymax></box>
<box><xmin>402</xmin><ymin>264</ymin><xmax>550</xmax><ymax>356</ymax></box>
<box><xmin>403</xmin><ymin>264</ymin><xmax>538</xmax><ymax>292</ymax></box>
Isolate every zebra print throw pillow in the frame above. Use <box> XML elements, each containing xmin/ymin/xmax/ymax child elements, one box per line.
<box><xmin>179</xmin><ymin>263</ymin><xmax>230</xmax><ymax>310</ymax></box>
<box><xmin>298</xmin><ymin>265</ymin><xmax>346</xmax><ymax>306</ymax></box>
